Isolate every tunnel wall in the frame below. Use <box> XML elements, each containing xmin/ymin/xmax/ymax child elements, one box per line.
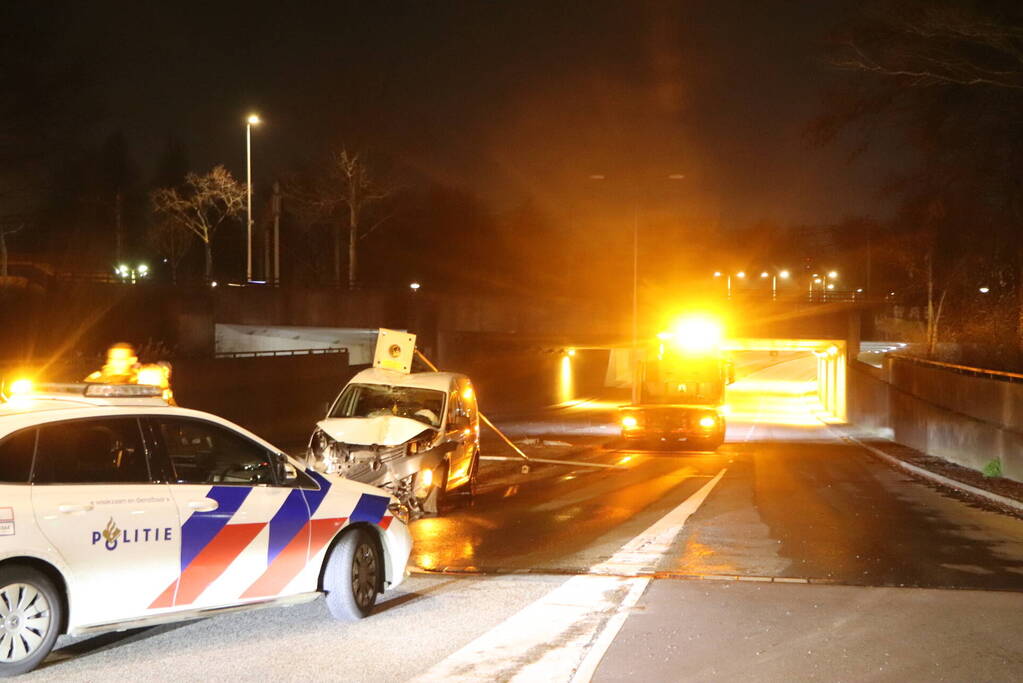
<box><xmin>172</xmin><ymin>351</ymin><xmax>355</xmax><ymax>447</ymax></box>
<box><xmin>847</xmin><ymin>356</ymin><xmax>1023</xmax><ymax>482</ymax></box>
<box><xmin>847</xmin><ymin>361</ymin><xmax>892</xmax><ymax>438</ymax></box>
<box><xmin>434</xmin><ymin>332</ymin><xmax>611</xmax><ymax>416</ymax></box>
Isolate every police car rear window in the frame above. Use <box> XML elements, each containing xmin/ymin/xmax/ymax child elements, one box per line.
<box><xmin>0</xmin><ymin>428</ymin><xmax>36</xmax><ymax>483</ymax></box>
<box><xmin>34</xmin><ymin>418</ymin><xmax>151</xmax><ymax>484</ymax></box>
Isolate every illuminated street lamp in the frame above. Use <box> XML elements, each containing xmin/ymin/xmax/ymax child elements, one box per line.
<box><xmin>979</xmin><ymin>286</ymin><xmax>990</xmax><ymax>294</ymax></box>
<box><xmin>409</xmin><ymin>282</ymin><xmax>421</xmax><ymax>292</ymax></box>
<box><xmin>246</xmin><ymin>113</ymin><xmax>261</xmax><ymax>283</ymax></box>
<box><xmin>770</xmin><ymin>269</ymin><xmax>790</xmax><ymax>301</ymax></box>
<box><xmin>114</xmin><ymin>263</ymin><xmax>150</xmax><ymax>285</ymax></box>
<box><xmin>715</xmin><ymin>271</ymin><xmax>747</xmax><ymax>298</ymax></box>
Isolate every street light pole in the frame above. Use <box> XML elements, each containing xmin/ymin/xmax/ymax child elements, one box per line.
<box><xmin>631</xmin><ymin>205</ymin><xmax>639</xmax><ymax>404</ymax></box>
<box><xmin>245</xmin><ymin>114</ymin><xmax>261</xmax><ymax>282</ymax></box>
<box><xmin>587</xmin><ymin>172</ymin><xmax>683</xmax><ymax>405</ymax></box>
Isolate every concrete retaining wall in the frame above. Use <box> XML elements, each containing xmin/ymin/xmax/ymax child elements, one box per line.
<box><xmin>172</xmin><ymin>351</ymin><xmax>354</xmax><ymax>447</ymax></box>
<box><xmin>847</xmin><ymin>356</ymin><xmax>1023</xmax><ymax>482</ymax></box>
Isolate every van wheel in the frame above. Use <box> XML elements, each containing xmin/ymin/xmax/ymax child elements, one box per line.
<box><xmin>323</xmin><ymin>529</ymin><xmax>380</xmax><ymax>621</ymax></box>
<box><xmin>0</xmin><ymin>565</ymin><xmax>63</xmax><ymax>677</ymax></box>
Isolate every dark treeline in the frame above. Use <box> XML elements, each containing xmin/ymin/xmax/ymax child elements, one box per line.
<box><xmin>810</xmin><ymin>0</ymin><xmax>1023</xmax><ymax>369</ymax></box>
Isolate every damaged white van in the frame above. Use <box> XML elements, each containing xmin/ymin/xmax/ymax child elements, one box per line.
<box><xmin>308</xmin><ymin>368</ymin><xmax>480</xmax><ymax>517</ymax></box>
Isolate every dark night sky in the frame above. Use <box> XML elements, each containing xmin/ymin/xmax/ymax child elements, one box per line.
<box><xmin>26</xmin><ymin>1</ymin><xmax>894</xmax><ymax>231</ymax></box>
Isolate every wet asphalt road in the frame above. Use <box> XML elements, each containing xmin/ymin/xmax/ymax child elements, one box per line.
<box><xmin>27</xmin><ymin>353</ymin><xmax>1023</xmax><ymax>681</ymax></box>
<box><xmin>413</xmin><ymin>354</ymin><xmax>1023</xmax><ymax>592</ymax></box>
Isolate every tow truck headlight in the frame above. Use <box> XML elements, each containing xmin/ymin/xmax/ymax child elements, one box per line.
<box><xmin>621</xmin><ymin>415</ymin><xmax>639</xmax><ymax>429</ymax></box>
<box><xmin>698</xmin><ymin>415</ymin><xmax>717</xmax><ymax>429</ymax></box>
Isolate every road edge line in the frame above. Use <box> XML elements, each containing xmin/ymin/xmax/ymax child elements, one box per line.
<box><xmin>833</xmin><ymin>428</ymin><xmax>1023</xmax><ymax>515</ymax></box>
<box><xmin>568</xmin><ymin>577</ymin><xmax>650</xmax><ymax>683</ymax></box>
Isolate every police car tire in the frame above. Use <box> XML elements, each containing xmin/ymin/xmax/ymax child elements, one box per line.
<box><xmin>323</xmin><ymin>529</ymin><xmax>380</xmax><ymax>621</ymax></box>
<box><xmin>0</xmin><ymin>565</ymin><xmax>63</xmax><ymax>677</ymax></box>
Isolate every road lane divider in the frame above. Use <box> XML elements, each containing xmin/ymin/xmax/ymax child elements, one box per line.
<box><xmin>409</xmin><ymin>468</ymin><xmax>727</xmax><ymax>683</ymax></box>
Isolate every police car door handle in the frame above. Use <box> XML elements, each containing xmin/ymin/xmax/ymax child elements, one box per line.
<box><xmin>188</xmin><ymin>499</ymin><xmax>219</xmax><ymax>512</ymax></box>
<box><xmin>58</xmin><ymin>504</ymin><xmax>94</xmax><ymax>514</ymax></box>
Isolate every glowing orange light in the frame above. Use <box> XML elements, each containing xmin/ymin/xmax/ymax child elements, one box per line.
<box><xmin>8</xmin><ymin>378</ymin><xmax>33</xmax><ymax>397</ymax></box>
<box><xmin>621</xmin><ymin>415</ymin><xmax>638</xmax><ymax>429</ymax></box>
<box><xmin>668</xmin><ymin>315</ymin><xmax>724</xmax><ymax>353</ymax></box>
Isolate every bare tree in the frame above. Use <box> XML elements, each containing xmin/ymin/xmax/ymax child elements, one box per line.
<box><xmin>832</xmin><ymin>3</ymin><xmax>1023</xmax><ymax>90</ymax></box>
<box><xmin>288</xmin><ymin>150</ymin><xmax>392</xmax><ymax>288</ymax></box>
<box><xmin>147</xmin><ymin>217</ymin><xmax>191</xmax><ymax>284</ymax></box>
<box><xmin>150</xmin><ymin>166</ymin><xmax>244</xmax><ymax>282</ymax></box>
<box><xmin>334</xmin><ymin>150</ymin><xmax>392</xmax><ymax>289</ymax></box>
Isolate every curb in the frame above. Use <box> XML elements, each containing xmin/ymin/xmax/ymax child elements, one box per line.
<box><xmin>834</xmin><ymin>428</ymin><xmax>1023</xmax><ymax>515</ymax></box>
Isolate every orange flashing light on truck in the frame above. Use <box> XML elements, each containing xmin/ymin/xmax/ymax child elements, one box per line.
<box><xmin>620</xmin><ymin>315</ymin><xmax>733</xmax><ymax>451</ymax></box>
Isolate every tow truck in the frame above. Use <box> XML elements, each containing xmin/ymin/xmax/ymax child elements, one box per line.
<box><xmin>620</xmin><ymin>315</ymin><xmax>733</xmax><ymax>450</ymax></box>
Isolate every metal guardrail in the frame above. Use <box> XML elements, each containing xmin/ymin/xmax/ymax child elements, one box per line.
<box><xmin>213</xmin><ymin>347</ymin><xmax>346</xmax><ymax>359</ymax></box>
<box><xmin>890</xmin><ymin>353</ymin><xmax>1023</xmax><ymax>384</ymax></box>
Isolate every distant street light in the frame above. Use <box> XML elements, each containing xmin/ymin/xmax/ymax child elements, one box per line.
<box><xmin>114</xmin><ymin>263</ymin><xmax>150</xmax><ymax>284</ymax></box>
<box><xmin>409</xmin><ymin>282</ymin><xmax>421</xmax><ymax>292</ymax></box>
<box><xmin>767</xmin><ymin>269</ymin><xmax>790</xmax><ymax>301</ymax></box>
<box><xmin>246</xmin><ymin>113</ymin><xmax>261</xmax><ymax>283</ymax></box>
<box><xmin>979</xmin><ymin>286</ymin><xmax>990</xmax><ymax>294</ymax></box>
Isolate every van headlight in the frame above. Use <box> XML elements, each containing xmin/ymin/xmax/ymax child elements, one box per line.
<box><xmin>388</xmin><ymin>496</ymin><xmax>410</xmax><ymax>524</ymax></box>
<box><xmin>407</xmin><ymin>435</ymin><xmax>433</xmax><ymax>455</ymax></box>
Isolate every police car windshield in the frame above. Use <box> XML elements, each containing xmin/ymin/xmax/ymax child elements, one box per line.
<box><xmin>329</xmin><ymin>383</ymin><xmax>445</xmax><ymax>428</ymax></box>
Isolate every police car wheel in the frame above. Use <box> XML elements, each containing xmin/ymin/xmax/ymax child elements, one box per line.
<box><xmin>324</xmin><ymin>529</ymin><xmax>380</xmax><ymax>621</ymax></box>
<box><xmin>0</xmin><ymin>566</ymin><xmax>63</xmax><ymax>677</ymax></box>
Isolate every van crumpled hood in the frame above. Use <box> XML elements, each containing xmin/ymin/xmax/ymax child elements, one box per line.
<box><xmin>317</xmin><ymin>415</ymin><xmax>432</xmax><ymax>447</ymax></box>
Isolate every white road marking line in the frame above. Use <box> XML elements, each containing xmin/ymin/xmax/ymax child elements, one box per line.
<box><xmin>410</xmin><ymin>468</ymin><xmax>727</xmax><ymax>683</ymax></box>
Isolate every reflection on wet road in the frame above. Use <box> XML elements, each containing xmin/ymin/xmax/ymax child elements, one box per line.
<box><xmin>410</xmin><ymin>353</ymin><xmax>1023</xmax><ymax>591</ymax></box>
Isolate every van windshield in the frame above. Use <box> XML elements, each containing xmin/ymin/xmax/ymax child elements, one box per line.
<box><xmin>329</xmin><ymin>383</ymin><xmax>446</xmax><ymax>428</ymax></box>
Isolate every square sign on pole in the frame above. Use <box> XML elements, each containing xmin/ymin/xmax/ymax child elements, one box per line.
<box><xmin>374</xmin><ymin>328</ymin><xmax>416</xmax><ymax>373</ymax></box>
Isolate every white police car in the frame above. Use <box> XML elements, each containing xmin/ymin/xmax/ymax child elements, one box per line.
<box><xmin>0</xmin><ymin>381</ymin><xmax>412</xmax><ymax>676</ymax></box>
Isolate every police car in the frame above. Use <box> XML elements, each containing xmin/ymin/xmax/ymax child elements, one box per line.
<box><xmin>0</xmin><ymin>380</ymin><xmax>412</xmax><ymax>676</ymax></box>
